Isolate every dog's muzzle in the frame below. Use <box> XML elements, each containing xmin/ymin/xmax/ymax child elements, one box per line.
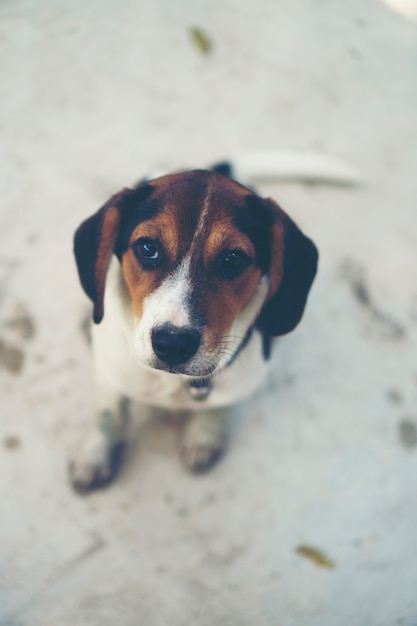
<box><xmin>151</xmin><ymin>324</ymin><xmax>201</xmax><ymax>367</ymax></box>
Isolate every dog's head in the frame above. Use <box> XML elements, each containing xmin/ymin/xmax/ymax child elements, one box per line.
<box><xmin>74</xmin><ymin>170</ymin><xmax>318</xmax><ymax>377</ymax></box>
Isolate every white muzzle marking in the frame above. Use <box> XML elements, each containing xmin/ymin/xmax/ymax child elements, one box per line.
<box><xmin>133</xmin><ymin>260</ymin><xmax>194</xmax><ymax>366</ymax></box>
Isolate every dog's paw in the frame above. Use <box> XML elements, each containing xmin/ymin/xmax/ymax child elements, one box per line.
<box><xmin>180</xmin><ymin>416</ymin><xmax>226</xmax><ymax>474</ymax></box>
<box><xmin>181</xmin><ymin>440</ymin><xmax>223</xmax><ymax>473</ymax></box>
<box><xmin>68</xmin><ymin>438</ymin><xmax>126</xmax><ymax>494</ymax></box>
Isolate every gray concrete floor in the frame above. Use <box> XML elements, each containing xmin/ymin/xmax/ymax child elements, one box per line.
<box><xmin>1</xmin><ymin>1</ymin><xmax>417</xmax><ymax>624</ymax></box>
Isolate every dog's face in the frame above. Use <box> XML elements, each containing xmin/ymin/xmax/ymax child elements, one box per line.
<box><xmin>74</xmin><ymin>170</ymin><xmax>318</xmax><ymax>377</ymax></box>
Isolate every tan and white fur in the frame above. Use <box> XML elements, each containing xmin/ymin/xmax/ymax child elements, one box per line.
<box><xmin>70</xmin><ymin>160</ymin><xmax>319</xmax><ymax>491</ymax></box>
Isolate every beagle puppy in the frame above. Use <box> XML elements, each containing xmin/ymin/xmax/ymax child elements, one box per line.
<box><xmin>70</xmin><ymin>163</ymin><xmax>318</xmax><ymax>491</ymax></box>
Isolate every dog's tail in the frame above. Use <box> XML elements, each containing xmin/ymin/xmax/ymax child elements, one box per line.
<box><xmin>212</xmin><ymin>150</ymin><xmax>361</xmax><ymax>187</ymax></box>
<box><xmin>138</xmin><ymin>150</ymin><xmax>361</xmax><ymax>188</ymax></box>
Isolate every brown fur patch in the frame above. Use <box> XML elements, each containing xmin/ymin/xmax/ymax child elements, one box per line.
<box><xmin>266</xmin><ymin>222</ymin><xmax>285</xmax><ymax>301</ymax></box>
<box><xmin>121</xmin><ymin>248</ymin><xmax>163</xmax><ymax>320</ymax></box>
<box><xmin>121</xmin><ymin>211</ymin><xmax>182</xmax><ymax>319</ymax></box>
<box><xmin>190</xmin><ymin>219</ymin><xmax>262</xmax><ymax>351</ymax></box>
<box><xmin>129</xmin><ymin>211</ymin><xmax>180</xmax><ymax>262</ymax></box>
<box><xmin>201</xmin><ymin>266</ymin><xmax>263</xmax><ymax>353</ymax></box>
<box><xmin>202</xmin><ymin>222</ymin><xmax>256</xmax><ymax>267</ymax></box>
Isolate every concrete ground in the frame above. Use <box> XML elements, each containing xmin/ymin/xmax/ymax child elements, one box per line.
<box><xmin>1</xmin><ymin>1</ymin><xmax>417</xmax><ymax>624</ymax></box>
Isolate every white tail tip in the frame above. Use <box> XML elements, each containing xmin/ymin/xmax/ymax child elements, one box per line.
<box><xmin>231</xmin><ymin>150</ymin><xmax>362</xmax><ymax>187</ymax></box>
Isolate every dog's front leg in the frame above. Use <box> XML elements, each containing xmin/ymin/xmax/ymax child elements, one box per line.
<box><xmin>180</xmin><ymin>407</ymin><xmax>229</xmax><ymax>473</ymax></box>
<box><xmin>69</xmin><ymin>388</ymin><xmax>130</xmax><ymax>493</ymax></box>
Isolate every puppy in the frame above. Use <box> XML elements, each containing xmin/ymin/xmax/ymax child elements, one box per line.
<box><xmin>70</xmin><ymin>163</ymin><xmax>318</xmax><ymax>491</ymax></box>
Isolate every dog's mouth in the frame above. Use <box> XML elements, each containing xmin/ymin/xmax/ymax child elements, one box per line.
<box><xmin>155</xmin><ymin>363</ymin><xmax>215</xmax><ymax>400</ymax></box>
<box><xmin>150</xmin><ymin>357</ymin><xmax>219</xmax><ymax>378</ymax></box>
<box><xmin>135</xmin><ymin>320</ymin><xmax>254</xmax><ymax>380</ymax></box>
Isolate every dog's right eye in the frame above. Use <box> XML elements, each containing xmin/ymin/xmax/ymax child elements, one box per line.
<box><xmin>133</xmin><ymin>238</ymin><xmax>162</xmax><ymax>268</ymax></box>
<box><xmin>215</xmin><ymin>249</ymin><xmax>252</xmax><ymax>280</ymax></box>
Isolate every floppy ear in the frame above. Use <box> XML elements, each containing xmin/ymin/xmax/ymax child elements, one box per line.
<box><xmin>73</xmin><ymin>188</ymin><xmax>132</xmax><ymax>324</ymax></box>
<box><xmin>256</xmin><ymin>199</ymin><xmax>318</xmax><ymax>336</ymax></box>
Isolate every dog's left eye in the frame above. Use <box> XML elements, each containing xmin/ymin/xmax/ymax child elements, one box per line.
<box><xmin>217</xmin><ymin>250</ymin><xmax>251</xmax><ymax>279</ymax></box>
<box><xmin>133</xmin><ymin>238</ymin><xmax>161</xmax><ymax>267</ymax></box>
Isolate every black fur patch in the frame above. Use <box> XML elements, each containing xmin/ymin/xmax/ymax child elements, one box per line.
<box><xmin>114</xmin><ymin>184</ymin><xmax>157</xmax><ymax>259</ymax></box>
<box><xmin>73</xmin><ymin>207</ymin><xmax>107</xmax><ymax>308</ymax></box>
<box><xmin>74</xmin><ymin>189</ymin><xmax>133</xmax><ymax>310</ymax></box>
<box><xmin>262</xmin><ymin>334</ymin><xmax>273</xmax><ymax>360</ymax></box>
<box><xmin>256</xmin><ymin>217</ymin><xmax>318</xmax><ymax>336</ymax></box>
<box><xmin>232</xmin><ymin>195</ymin><xmax>274</xmax><ymax>274</ymax></box>
<box><xmin>210</xmin><ymin>161</ymin><xmax>234</xmax><ymax>178</ymax></box>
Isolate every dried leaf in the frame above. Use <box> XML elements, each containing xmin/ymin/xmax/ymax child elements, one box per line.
<box><xmin>295</xmin><ymin>544</ymin><xmax>335</xmax><ymax>569</ymax></box>
<box><xmin>189</xmin><ymin>27</ymin><xmax>212</xmax><ymax>54</ymax></box>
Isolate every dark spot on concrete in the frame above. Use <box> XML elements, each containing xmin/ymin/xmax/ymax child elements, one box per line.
<box><xmin>4</xmin><ymin>303</ymin><xmax>36</xmax><ymax>340</ymax></box>
<box><xmin>176</xmin><ymin>507</ymin><xmax>189</xmax><ymax>517</ymax></box>
<box><xmin>0</xmin><ymin>258</ymin><xmax>19</xmax><ymax>304</ymax></box>
<box><xmin>410</xmin><ymin>294</ymin><xmax>417</xmax><ymax>322</ymax></box>
<box><xmin>4</xmin><ymin>435</ymin><xmax>21</xmax><ymax>450</ymax></box>
<box><xmin>348</xmin><ymin>47</ymin><xmax>362</xmax><ymax>59</ymax></box>
<box><xmin>340</xmin><ymin>260</ymin><xmax>405</xmax><ymax>339</ymax></box>
<box><xmin>372</xmin><ymin>310</ymin><xmax>405</xmax><ymax>339</ymax></box>
<box><xmin>387</xmin><ymin>389</ymin><xmax>403</xmax><ymax>404</ymax></box>
<box><xmin>281</xmin><ymin>373</ymin><xmax>296</xmax><ymax>386</ymax></box>
<box><xmin>0</xmin><ymin>338</ymin><xmax>24</xmax><ymax>374</ymax></box>
<box><xmin>354</xmin><ymin>17</ymin><xmax>368</xmax><ymax>28</ymax></box>
<box><xmin>51</xmin><ymin>533</ymin><xmax>106</xmax><ymax>580</ymax></box>
<box><xmin>398</xmin><ymin>419</ymin><xmax>417</xmax><ymax>449</ymax></box>
<box><xmin>205</xmin><ymin>544</ymin><xmax>246</xmax><ymax>567</ymax></box>
<box><xmin>80</xmin><ymin>314</ymin><xmax>91</xmax><ymax>346</ymax></box>
<box><xmin>340</xmin><ymin>260</ymin><xmax>370</xmax><ymax>306</ymax></box>
<box><xmin>26</xmin><ymin>233</ymin><xmax>40</xmax><ymax>245</ymax></box>
<box><xmin>352</xmin><ymin>278</ymin><xmax>371</xmax><ymax>306</ymax></box>
<box><xmin>71</xmin><ymin>535</ymin><xmax>106</xmax><ymax>565</ymax></box>
<box><xmin>202</xmin><ymin>492</ymin><xmax>217</xmax><ymax>505</ymax></box>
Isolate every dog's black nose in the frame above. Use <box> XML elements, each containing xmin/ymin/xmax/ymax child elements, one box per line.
<box><xmin>152</xmin><ymin>326</ymin><xmax>201</xmax><ymax>366</ymax></box>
